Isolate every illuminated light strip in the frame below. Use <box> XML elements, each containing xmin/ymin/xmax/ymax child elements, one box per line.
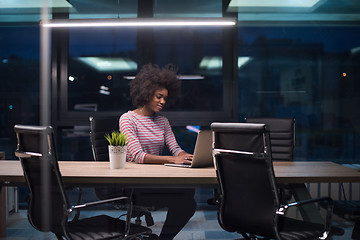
<box><xmin>178</xmin><ymin>75</ymin><xmax>205</xmax><ymax>80</ymax></box>
<box><xmin>123</xmin><ymin>75</ymin><xmax>205</xmax><ymax>80</ymax></box>
<box><xmin>228</xmin><ymin>0</ymin><xmax>321</xmax><ymax>8</ymax></box>
<box><xmin>256</xmin><ymin>91</ymin><xmax>307</xmax><ymax>94</ymax></box>
<box><xmin>40</xmin><ymin>18</ymin><xmax>236</xmax><ymax>28</ymax></box>
<box><xmin>186</xmin><ymin>125</ymin><xmax>200</xmax><ymax>133</ymax></box>
<box><xmin>99</xmin><ymin>89</ymin><xmax>110</xmax><ymax>95</ymax></box>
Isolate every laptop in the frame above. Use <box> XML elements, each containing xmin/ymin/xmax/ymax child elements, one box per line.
<box><xmin>164</xmin><ymin>130</ymin><xmax>213</xmax><ymax>168</ymax></box>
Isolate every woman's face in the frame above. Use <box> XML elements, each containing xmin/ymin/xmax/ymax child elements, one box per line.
<box><xmin>145</xmin><ymin>88</ymin><xmax>168</xmax><ymax>113</ymax></box>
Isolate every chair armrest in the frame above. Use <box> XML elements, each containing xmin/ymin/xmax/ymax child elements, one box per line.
<box><xmin>277</xmin><ymin>197</ymin><xmax>333</xmax><ymax>236</ymax></box>
<box><xmin>67</xmin><ymin>195</ymin><xmax>130</xmax><ymax>217</ymax></box>
<box><xmin>67</xmin><ymin>195</ymin><xmax>133</xmax><ymax>236</ymax></box>
<box><xmin>277</xmin><ymin>196</ymin><xmax>333</xmax><ymax>214</ymax></box>
<box><xmin>69</xmin><ymin>195</ymin><xmax>129</xmax><ymax>212</ymax></box>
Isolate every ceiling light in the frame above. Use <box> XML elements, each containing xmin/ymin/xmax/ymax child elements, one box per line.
<box><xmin>0</xmin><ymin>0</ymin><xmax>72</xmax><ymax>9</ymax></box>
<box><xmin>199</xmin><ymin>56</ymin><xmax>252</xmax><ymax>70</ymax></box>
<box><xmin>351</xmin><ymin>47</ymin><xmax>360</xmax><ymax>55</ymax></box>
<box><xmin>40</xmin><ymin>18</ymin><xmax>236</xmax><ymax>28</ymax></box>
<box><xmin>229</xmin><ymin>0</ymin><xmax>321</xmax><ymax>8</ymax></box>
<box><xmin>228</xmin><ymin>0</ymin><xmax>325</xmax><ymax>12</ymax></box>
<box><xmin>123</xmin><ymin>75</ymin><xmax>205</xmax><ymax>80</ymax></box>
<box><xmin>73</xmin><ymin>104</ymin><xmax>98</xmax><ymax>111</ymax></box>
<box><xmin>178</xmin><ymin>75</ymin><xmax>205</xmax><ymax>80</ymax></box>
<box><xmin>186</xmin><ymin>125</ymin><xmax>200</xmax><ymax>133</ymax></box>
<box><xmin>99</xmin><ymin>89</ymin><xmax>110</xmax><ymax>95</ymax></box>
<box><xmin>76</xmin><ymin>57</ymin><xmax>137</xmax><ymax>72</ymax></box>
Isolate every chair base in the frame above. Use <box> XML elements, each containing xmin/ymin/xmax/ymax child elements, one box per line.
<box><xmin>68</xmin><ymin>215</ymin><xmax>152</xmax><ymax>240</ymax></box>
<box><xmin>330</xmin><ymin>200</ymin><xmax>360</xmax><ymax>239</ymax></box>
<box><xmin>352</xmin><ymin>222</ymin><xmax>360</xmax><ymax>239</ymax></box>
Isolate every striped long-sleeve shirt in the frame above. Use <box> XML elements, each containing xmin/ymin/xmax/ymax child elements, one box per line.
<box><xmin>119</xmin><ymin>111</ymin><xmax>183</xmax><ymax>164</ymax></box>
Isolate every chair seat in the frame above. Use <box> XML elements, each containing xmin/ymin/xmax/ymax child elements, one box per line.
<box><xmin>69</xmin><ymin>215</ymin><xmax>152</xmax><ymax>240</ymax></box>
<box><xmin>278</xmin><ymin>217</ymin><xmax>344</xmax><ymax>240</ymax></box>
<box><xmin>331</xmin><ymin>200</ymin><xmax>360</xmax><ymax>239</ymax></box>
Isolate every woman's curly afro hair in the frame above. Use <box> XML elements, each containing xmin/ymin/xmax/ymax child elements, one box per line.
<box><xmin>129</xmin><ymin>63</ymin><xmax>181</xmax><ymax>108</ymax></box>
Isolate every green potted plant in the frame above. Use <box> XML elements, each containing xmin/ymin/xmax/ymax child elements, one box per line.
<box><xmin>105</xmin><ymin>131</ymin><xmax>127</xmax><ymax>169</ymax></box>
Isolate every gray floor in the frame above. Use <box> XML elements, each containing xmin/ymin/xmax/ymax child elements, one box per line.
<box><xmin>1</xmin><ymin>207</ymin><xmax>356</xmax><ymax>240</ymax></box>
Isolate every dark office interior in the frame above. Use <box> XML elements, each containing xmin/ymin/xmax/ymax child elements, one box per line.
<box><xmin>1</xmin><ymin>0</ymin><xmax>360</xmax><ymax>239</ymax></box>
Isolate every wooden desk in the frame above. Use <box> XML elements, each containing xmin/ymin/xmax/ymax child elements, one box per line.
<box><xmin>1</xmin><ymin>160</ymin><xmax>360</xmax><ymax>237</ymax></box>
<box><xmin>1</xmin><ymin>161</ymin><xmax>360</xmax><ymax>187</ymax></box>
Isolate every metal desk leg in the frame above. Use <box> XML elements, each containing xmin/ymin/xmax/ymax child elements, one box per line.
<box><xmin>0</xmin><ymin>186</ymin><xmax>6</xmax><ymax>238</ymax></box>
<box><xmin>290</xmin><ymin>183</ymin><xmax>324</xmax><ymax>224</ymax></box>
<box><xmin>15</xmin><ymin>187</ymin><xmax>19</xmax><ymax>213</ymax></box>
<box><xmin>0</xmin><ymin>152</ymin><xmax>7</xmax><ymax>237</ymax></box>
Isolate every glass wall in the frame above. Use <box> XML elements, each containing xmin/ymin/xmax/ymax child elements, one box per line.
<box><xmin>153</xmin><ymin>27</ymin><xmax>223</xmax><ymax>112</ymax></box>
<box><xmin>1</xmin><ymin>1</ymin><xmax>360</xmax><ymax>166</ymax></box>
<box><xmin>0</xmin><ymin>26</ymin><xmax>40</xmax><ymax>159</ymax></box>
<box><xmin>64</xmin><ymin>26</ymin><xmax>225</xmax><ymax>160</ymax></box>
<box><xmin>68</xmin><ymin>28</ymin><xmax>137</xmax><ymax>112</ymax></box>
<box><xmin>67</xmin><ymin>27</ymin><xmax>224</xmax><ymax>113</ymax></box>
<box><xmin>238</xmin><ymin>26</ymin><xmax>360</xmax><ymax>163</ymax></box>
<box><xmin>1</xmin><ymin>0</ymin><xmax>360</xmax><ymax>208</ymax></box>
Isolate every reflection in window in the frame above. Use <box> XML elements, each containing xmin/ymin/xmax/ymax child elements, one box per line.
<box><xmin>0</xmin><ymin>26</ymin><xmax>39</xmax><ymax>141</ymax></box>
<box><xmin>68</xmin><ymin>27</ymin><xmax>224</xmax><ymax>112</ymax></box>
<box><xmin>153</xmin><ymin>27</ymin><xmax>223</xmax><ymax>111</ymax></box>
<box><xmin>68</xmin><ymin>28</ymin><xmax>137</xmax><ymax>111</ymax></box>
<box><xmin>238</xmin><ymin>27</ymin><xmax>360</xmax><ymax>163</ymax></box>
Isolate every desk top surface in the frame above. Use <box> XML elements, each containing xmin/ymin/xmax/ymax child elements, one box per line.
<box><xmin>1</xmin><ymin>160</ymin><xmax>360</xmax><ymax>187</ymax></box>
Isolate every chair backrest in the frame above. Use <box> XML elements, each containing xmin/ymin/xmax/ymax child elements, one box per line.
<box><xmin>245</xmin><ymin>117</ymin><xmax>295</xmax><ymax>161</ymax></box>
<box><xmin>14</xmin><ymin>125</ymin><xmax>69</xmax><ymax>235</ymax></box>
<box><xmin>211</xmin><ymin>122</ymin><xmax>280</xmax><ymax>239</ymax></box>
<box><xmin>89</xmin><ymin>116</ymin><xmax>120</xmax><ymax>161</ymax></box>
<box><xmin>211</xmin><ymin>122</ymin><xmax>270</xmax><ymax>154</ymax></box>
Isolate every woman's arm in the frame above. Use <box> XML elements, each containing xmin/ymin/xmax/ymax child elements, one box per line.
<box><xmin>120</xmin><ymin>113</ymin><xmax>192</xmax><ymax>164</ymax></box>
<box><xmin>143</xmin><ymin>118</ymin><xmax>192</xmax><ymax>164</ymax></box>
<box><xmin>119</xmin><ymin>114</ymin><xmax>147</xmax><ymax>163</ymax></box>
<box><xmin>143</xmin><ymin>151</ymin><xmax>193</xmax><ymax>164</ymax></box>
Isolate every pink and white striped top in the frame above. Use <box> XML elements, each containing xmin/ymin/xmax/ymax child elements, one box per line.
<box><xmin>119</xmin><ymin>111</ymin><xmax>183</xmax><ymax>164</ymax></box>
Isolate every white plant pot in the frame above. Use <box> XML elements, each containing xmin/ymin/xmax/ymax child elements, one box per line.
<box><xmin>108</xmin><ymin>145</ymin><xmax>127</xmax><ymax>169</ymax></box>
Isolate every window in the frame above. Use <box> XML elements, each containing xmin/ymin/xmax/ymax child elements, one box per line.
<box><xmin>67</xmin><ymin>27</ymin><xmax>224</xmax><ymax>113</ymax></box>
<box><xmin>0</xmin><ymin>26</ymin><xmax>39</xmax><ymax>158</ymax></box>
<box><xmin>154</xmin><ymin>27</ymin><xmax>223</xmax><ymax>111</ymax></box>
<box><xmin>68</xmin><ymin>28</ymin><xmax>137</xmax><ymax>112</ymax></box>
<box><xmin>238</xmin><ymin>26</ymin><xmax>360</xmax><ymax>163</ymax></box>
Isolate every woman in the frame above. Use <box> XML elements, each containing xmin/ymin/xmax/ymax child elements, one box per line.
<box><xmin>119</xmin><ymin>63</ymin><xmax>196</xmax><ymax>240</ymax></box>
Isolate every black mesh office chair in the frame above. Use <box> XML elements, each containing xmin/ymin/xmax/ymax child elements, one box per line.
<box><xmin>211</xmin><ymin>122</ymin><xmax>343</xmax><ymax>240</ymax></box>
<box><xmin>244</xmin><ymin>118</ymin><xmax>295</xmax><ymax>161</ymax></box>
<box><xmin>14</xmin><ymin>124</ymin><xmax>151</xmax><ymax>240</ymax></box>
<box><xmin>207</xmin><ymin>120</ymin><xmax>274</xmax><ymax>206</ymax></box>
<box><xmin>319</xmin><ymin>183</ymin><xmax>360</xmax><ymax>239</ymax></box>
<box><xmin>89</xmin><ymin>116</ymin><xmax>154</xmax><ymax>227</ymax></box>
<box><xmin>245</xmin><ymin>117</ymin><xmax>295</xmax><ymax>203</ymax></box>
<box><xmin>89</xmin><ymin>116</ymin><xmax>120</xmax><ymax>162</ymax></box>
